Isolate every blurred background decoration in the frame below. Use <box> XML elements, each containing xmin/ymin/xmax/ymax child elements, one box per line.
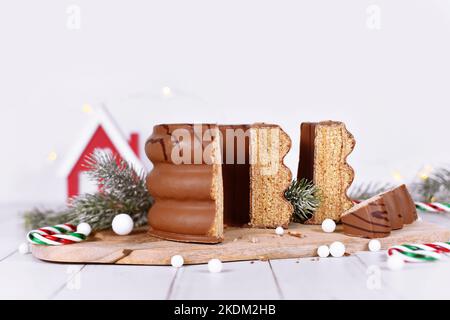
<box><xmin>1</xmin><ymin>1</ymin><xmax>449</xmax><ymax>205</ymax></box>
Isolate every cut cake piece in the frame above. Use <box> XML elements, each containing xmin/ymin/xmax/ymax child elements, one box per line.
<box><xmin>249</xmin><ymin>124</ymin><xmax>293</xmax><ymax>228</ymax></box>
<box><xmin>145</xmin><ymin>124</ymin><xmax>224</xmax><ymax>243</ymax></box>
<box><xmin>342</xmin><ymin>184</ymin><xmax>418</xmax><ymax>238</ymax></box>
<box><xmin>145</xmin><ymin>123</ymin><xmax>293</xmax><ymax>244</ymax></box>
<box><xmin>341</xmin><ymin>195</ymin><xmax>391</xmax><ymax>238</ymax></box>
<box><xmin>297</xmin><ymin>121</ymin><xmax>355</xmax><ymax>224</ymax></box>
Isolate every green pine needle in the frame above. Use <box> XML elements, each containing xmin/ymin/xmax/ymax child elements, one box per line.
<box><xmin>23</xmin><ymin>152</ymin><xmax>153</xmax><ymax>231</ymax></box>
<box><xmin>284</xmin><ymin>178</ymin><xmax>320</xmax><ymax>223</ymax></box>
<box><xmin>410</xmin><ymin>166</ymin><xmax>450</xmax><ymax>202</ymax></box>
<box><xmin>349</xmin><ymin>182</ymin><xmax>393</xmax><ymax>200</ymax></box>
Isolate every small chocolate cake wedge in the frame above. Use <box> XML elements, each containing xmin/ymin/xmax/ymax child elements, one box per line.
<box><xmin>297</xmin><ymin>121</ymin><xmax>355</xmax><ymax>224</ymax></box>
<box><xmin>394</xmin><ymin>184</ymin><xmax>418</xmax><ymax>224</ymax></box>
<box><xmin>378</xmin><ymin>184</ymin><xmax>417</xmax><ymax>229</ymax></box>
<box><xmin>341</xmin><ymin>196</ymin><xmax>391</xmax><ymax>238</ymax></box>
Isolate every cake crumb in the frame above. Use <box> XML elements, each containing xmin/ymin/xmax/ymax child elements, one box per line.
<box><xmin>250</xmin><ymin>237</ymin><xmax>259</xmax><ymax>243</ymax></box>
<box><xmin>288</xmin><ymin>231</ymin><xmax>304</xmax><ymax>238</ymax></box>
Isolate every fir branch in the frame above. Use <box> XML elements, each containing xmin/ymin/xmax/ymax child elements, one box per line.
<box><xmin>24</xmin><ymin>208</ymin><xmax>72</xmax><ymax>231</ymax></box>
<box><xmin>411</xmin><ymin>166</ymin><xmax>450</xmax><ymax>202</ymax></box>
<box><xmin>285</xmin><ymin>179</ymin><xmax>320</xmax><ymax>223</ymax></box>
<box><xmin>23</xmin><ymin>151</ymin><xmax>153</xmax><ymax>231</ymax></box>
<box><xmin>349</xmin><ymin>182</ymin><xmax>393</xmax><ymax>200</ymax></box>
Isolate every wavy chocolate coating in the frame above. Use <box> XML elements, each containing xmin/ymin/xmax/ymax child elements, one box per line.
<box><xmin>298</xmin><ymin>121</ymin><xmax>355</xmax><ymax>224</ymax></box>
<box><xmin>146</xmin><ymin>124</ymin><xmax>223</xmax><ymax>243</ymax></box>
<box><xmin>342</xmin><ymin>184</ymin><xmax>418</xmax><ymax>239</ymax></box>
<box><xmin>342</xmin><ymin>198</ymin><xmax>391</xmax><ymax>238</ymax></box>
<box><xmin>249</xmin><ymin>124</ymin><xmax>293</xmax><ymax>228</ymax></box>
<box><xmin>145</xmin><ymin>123</ymin><xmax>293</xmax><ymax>243</ymax></box>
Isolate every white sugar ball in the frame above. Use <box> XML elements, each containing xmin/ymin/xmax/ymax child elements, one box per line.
<box><xmin>387</xmin><ymin>255</ymin><xmax>405</xmax><ymax>271</ymax></box>
<box><xmin>76</xmin><ymin>222</ymin><xmax>92</xmax><ymax>236</ymax></box>
<box><xmin>18</xmin><ymin>243</ymin><xmax>30</xmax><ymax>255</ymax></box>
<box><xmin>321</xmin><ymin>219</ymin><xmax>336</xmax><ymax>233</ymax></box>
<box><xmin>171</xmin><ymin>255</ymin><xmax>184</xmax><ymax>268</ymax></box>
<box><xmin>208</xmin><ymin>258</ymin><xmax>223</xmax><ymax>273</ymax></box>
<box><xmin>275</xmin><ymin>226</ymin><xmax>284</xmax><ymax>236</ymax></box>
<box><xmin>112</xmin><ymin>214</ymin><xmax>134</xmax><ymax>236</ymax></box>
<box><xmin>317</xmin><ymin>245</ymin><xmax>330</xmax><ymax>258</ymax></box>
<box><xmin>368</xmin><ymin>239</ymin><xmax>381</xmax><ymax>252</ymax></box>
<box><xmin>330</xmin><ymin>241</ymin><xmax>346</xmax><ymax>258</ymax></box>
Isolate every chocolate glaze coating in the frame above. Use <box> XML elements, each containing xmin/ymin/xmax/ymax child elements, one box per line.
<box><xmin>146</xmin><ymin>124</ymin><xmax>223</xmax><ymax>243</ymax></box>
<box><xmin>342</xmin><ymin>184</ymin><xmax>418</xmax><ymax>238</ymax></box>
<box><xmin>342</xmin><ymin>197</ymin><xmax>391</xmax><ymax>238</ymax></box>
<box><xmin>145</xmin><ymin>123</ymin><xmax>293</xmax><ymax>243</ymax></box>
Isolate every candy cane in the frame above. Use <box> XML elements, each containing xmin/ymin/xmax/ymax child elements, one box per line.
<box><xmin>415</xmin><ymin>202</ymin><xmax>450</xmax><ymax>212</ymax></box>
<box><xmin>353</xmin><ymin>200</ymin><xmax>450</xmax><ymax>212</ymax></box>
<box><xmin>27</xmin><ymin>223</ymin><xmax>86</xmax><ymax>246</ymax></box>
<box><xmin>387</xmin><ymin>242</ymin><xmax>450</xmax><ymax>263</ymax></box>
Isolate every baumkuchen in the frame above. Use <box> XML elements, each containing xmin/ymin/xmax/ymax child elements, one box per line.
<box><xmin>145</xmin><ymin>123</ymin><xmax>292</xmax><ymax>243</ymax></box>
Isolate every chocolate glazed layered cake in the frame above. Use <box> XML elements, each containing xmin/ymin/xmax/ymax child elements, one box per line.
<box><xmin>145</xmin><ymin>124</ymin><xmax>224</xmax><ymax>243</ymax></box>
<box><xmin>249</xmin><ymin>124</ymin><xmax>293</xmax><ymax>228</ymax></box>
<box><xmin>341</xmin><ymin>196</ymin><xmax>392</xmax><ymax>238</ymax></box>
<box><xmin>145</xmin><ymin>123</ymin><xmax>293</xmax><ymax>244</ymax></box>
<box><xmin>297</xmin><ymin>121</ymin><xmax>355</xmax><ymax>224</ymax></box>
<box><xmin>341</xmin><ymin>184</ymin><xmax>418</xmax><ymax>238</ymax></box>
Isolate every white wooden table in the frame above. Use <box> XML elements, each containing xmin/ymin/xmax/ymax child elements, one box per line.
<box><xmin>1</xmin><ymin>204</ymin><xmax>450</xmax><ymax>300</ymax></box>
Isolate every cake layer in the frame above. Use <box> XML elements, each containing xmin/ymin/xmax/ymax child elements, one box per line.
<box><xmin>249</xmin><ymin>124</ymin><xmax>293</xmax><ymax>228</ymax></box>
<box><xmin>148</xmin><ymin>200</ymin><xmax>218</xmax><ymax>237</ymax></box>
<box><xmin>145</xmin><ymin>123</ymin><xmax>294</xmax><ymax>243</ymax></box>
<box><xmin>298</xmin><ymin>121</ymin><xmax>355</xmax><ymax>224</ymax></box>
<box><xmin>342</xmin><ymin>184</ymin><xmax>418</xmax><ymax>238</ymax></box>
<box><xmin>379</xmin><ymin>188</ymin><xmax>403</xmax><ymax>230</ymax></box>
<box><xmin>395</xmin><ymin>184</ymin><xmax>417</xmax><ymax>224</ymax></box>
<box><xmin>341</xmin><ymin>196</ymin><xmax>391</xmax><ymax>238</ymax></box>
<box><xmin>146</xmin><ymin>163</ymin><xmax>214</xmax><ymax>200</ymax></box>
<box><xmin>146</xmin><ymin>124</ymin><xmax>219</xmax><ymax>164</ymax></box>
<box><xmin>146</xmin><ymin>124</ymin><xmax>223</xmax><ymax>243</ymax></box>
<box><xmin>380</xmin><ymin>184</ymin><xmax>417</xmax><ymax>226</ymax></box>
<box><xmin>219</xmin><ymin>125</ymin><xmax>251</xmax><ymax>227</ymax></box>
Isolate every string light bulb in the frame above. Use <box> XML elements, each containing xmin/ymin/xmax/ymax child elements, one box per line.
<box><xmin>392</xmin><ymin>171</ymin><xmax>403</xmax><ymax>181</ymax></box>
<box><xmin>47</xmin><ymin>151</ymin><xmax>58</xmax><ymax>162</ymax></box>
<box><xmin>418</xmin><ymin>165</ymin><xmax>433</xmax><ymax>181</ymax></box>
<box><xmin>161</xmin><ymin>86</ymin><xmax>172</xmax><ymax>97</ymax></box>
<box><xmin>82</xmin><ymin>103</ymin><xmax>93</xmax><ymax>113</ymax></box>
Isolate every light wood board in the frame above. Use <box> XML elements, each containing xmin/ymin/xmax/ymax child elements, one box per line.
<box><xmin>31</xmin><ymin>221</ymin><xmax>450</xmax><ymax>266</ymax></box>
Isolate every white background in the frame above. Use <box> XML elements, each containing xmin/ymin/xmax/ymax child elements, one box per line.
<box><xmin>0</xmin><ymin>0</ymin><xmax>449</xmax><ymax>204</ymax></box>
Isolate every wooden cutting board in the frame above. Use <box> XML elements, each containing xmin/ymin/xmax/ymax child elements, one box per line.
<box><xmin>31</xmin><ymin>221</ymin><xmax>450</xmax><ymax>265</ymax></box>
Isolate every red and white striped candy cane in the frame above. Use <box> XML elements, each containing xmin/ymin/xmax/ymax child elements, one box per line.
<box><xmin>415</xmin><ymin>202</ymin><xmax>450</xmax><ymax>213</ymax></box>
<box><xmin>387</xmin><ymin>242</ymin><xmax>450</xmax><ymax>263</ymax></box>
<box><xmin>27</xmin><ymin>224</ymin><xmax>87</xmax><ymax>246</ymax></box>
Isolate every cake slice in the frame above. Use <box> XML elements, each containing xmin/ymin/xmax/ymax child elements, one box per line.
<box><xmin>341</xmin><ymin>196</ymin><xmax>391</xmax><ymax>238</ymax></box>
<box><xmin>146</xmin><ymin>124</ymin><xmax>224</xmax><ymax>243</ymax></box>
<box><xmin>395</xmin><ymin>184</ymin><xmax>418</xmax><ymax>224</ymax></box>
<box><xmin>379</xmin><ymin>184</ymin><xmax>417</xmax><ymax>227</ymax></box>
<box><xmin>342</xmin><ymin>184</ymin><xmax>418</xmax><ymax>238</ymax></box>
<box><xmin>249</xmin><ymin>124</ymin><xmax>293</xmax><ymax>228</ymax></box>
<box><xmin>145</xmin><ymin>123</ymin><xmax>293</xmax><ymax>244</ymax></box>
<box><xmin>297</xmin><ymin>121</ymin><xmax>355</xmax><ymax>224</ymax></box>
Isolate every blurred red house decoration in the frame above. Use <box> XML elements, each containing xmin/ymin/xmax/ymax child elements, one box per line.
<box><xmin>59</xmin><ymin>105</ymin><xmax>144</xmax><ymax>199</ymax></box>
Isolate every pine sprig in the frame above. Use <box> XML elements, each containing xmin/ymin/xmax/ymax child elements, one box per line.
<box><xmin>410</xmin><ymin>166</ymin><xmax>450</xmax><ymax>202</ymax></box>
<box><xmin>23</xmin><ymin>152</ymin><xmax>153</xmax><ymax>231</ymax></box>
<box><xmin>349</xmin><ymin>182</ymin><xmax>393</xmax><ymax>200</ymax></box>
<box><xmin>284</xmin><ymin>179</ymin><xmax>320</xmax><ymax>223</ymax></box>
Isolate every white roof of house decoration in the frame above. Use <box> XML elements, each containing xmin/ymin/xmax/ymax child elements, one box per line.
<box><xmin>58</xmin><ymin>104</ymin><xmax>145</xmax><ymax>176</ymax></box>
